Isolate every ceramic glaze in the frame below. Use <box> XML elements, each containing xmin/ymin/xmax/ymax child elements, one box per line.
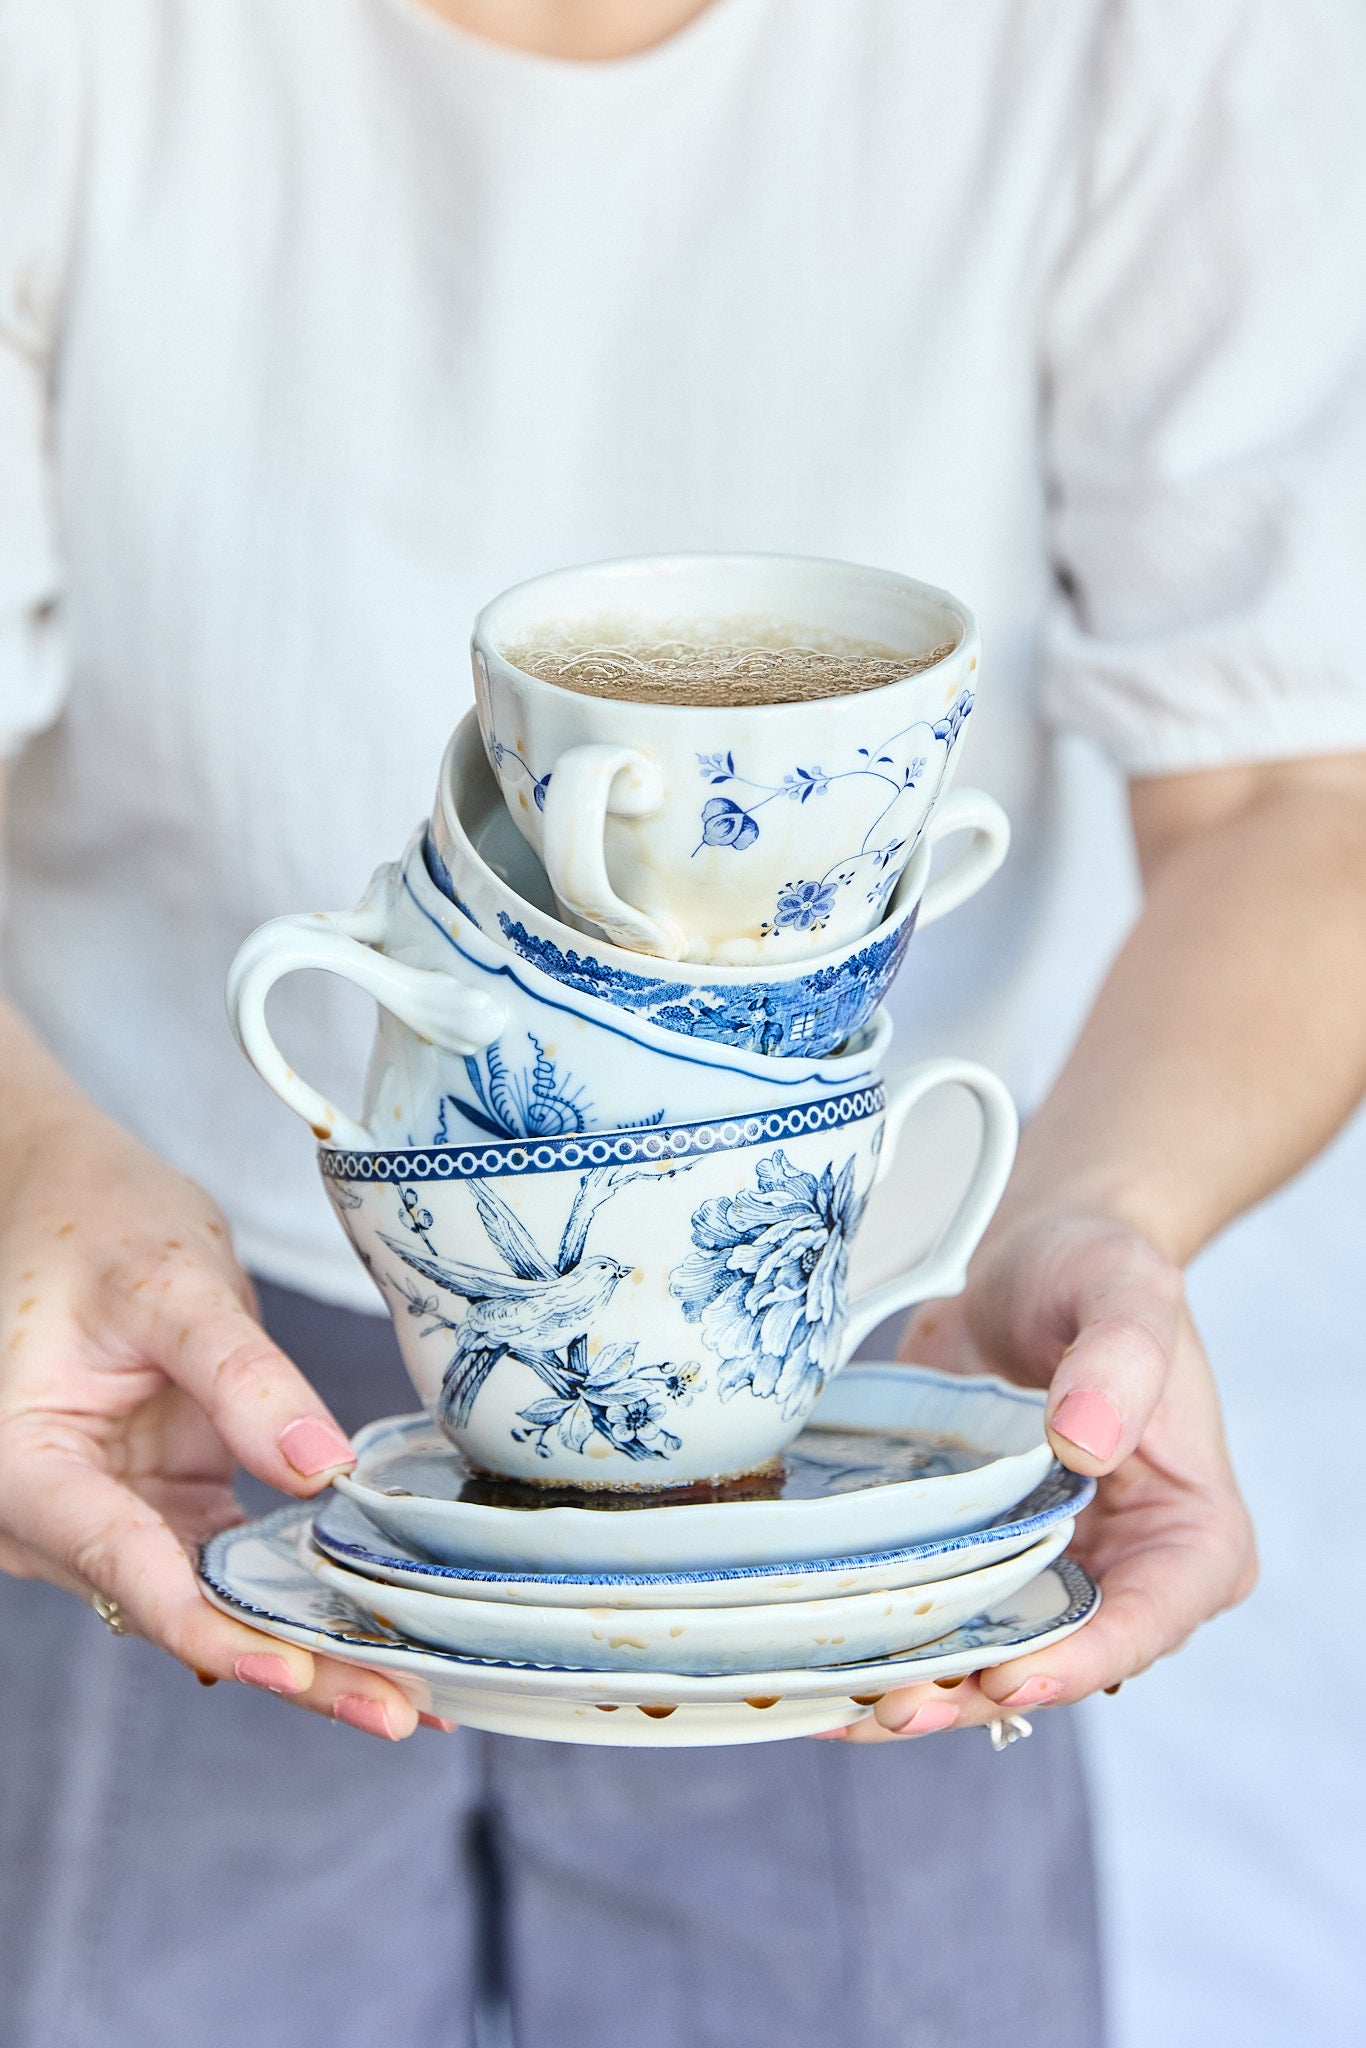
<box><xmin>307</xmin><ymin>1523</ymin><xmax>1072</xmax><ymax>1674</ymax></box>
<box><xmin>472</xmin><ymin>554</ymin><xmax>981</xmax><ymax>963</ymax></box>
<box><xmin>199</xmin><ymin>1508</ymin><xmax>1099</xmax><ymax>1745</ymax></box>
<box><xmin>228</xmin><ymin>830</ymin><xmax>897</xmax><ymax>1152</ymax></box>
<box><xmin>308</xmin><ymin>1465</ymin><xmax>1094</xmax><ymax>1608</ymax></box>
<box><xmin>334</xmin><ymin>1364</ymin><xmax>1055</xmax><ymax>1570</ymax></box>
<box><xmin>427</xmin><ymin>713</ymin><xmax>1010</xmax><ymax>1060</ymax></box>
<box><xmin>319</xmin><ymin>1069</ymin><xmax>1016</xmax><ymax>1487</ymax></box>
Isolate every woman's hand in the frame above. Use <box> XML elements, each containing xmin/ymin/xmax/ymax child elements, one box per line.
<box><xmin>0</xmin><ymin>1094</ymin><xmax>432</xmax><ymax>1739</ymax></box>
<box><xmin>829</xmin><ymin>1207</ymin><xmax>1257</xmax><ymax>1742</ymax></box>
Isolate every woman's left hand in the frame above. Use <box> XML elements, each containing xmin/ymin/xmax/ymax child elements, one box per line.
<box><xmin>828</xmin><ymin>1207</ymin><xmax>1258</xmax><ymax>1742</ymax></box>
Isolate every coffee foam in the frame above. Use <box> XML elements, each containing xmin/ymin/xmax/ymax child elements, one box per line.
<box><xmin>500</xmin><ymin>614</ymin><xmax>956</xmax><ymax>708</ymax></box>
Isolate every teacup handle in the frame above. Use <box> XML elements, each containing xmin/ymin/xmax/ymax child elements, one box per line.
<box><xmin>839</xmin><ymin>1057</ymin><xmax>1019</xmax><ymax>1360</ymax></box>
<box><xmin>916</xmin><ymin>790</ymin><xmax>1011</xmax><ymax>928</ymax></box>
<box><xmin>226</xmin><ymin>883</ymin><xmax>507</xmax><ymax>1148</ymax></box>
<box><xmin>540</xmin><ymin>743</ymin><xmax>687</xmax><ymax>961</ymax></box>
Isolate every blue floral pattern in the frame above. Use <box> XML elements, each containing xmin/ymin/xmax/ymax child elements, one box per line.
<box><xmin>670</xmin><ymin>1149</ymin><xmax>867</xmax><ymax>1417</ymax></box>
<box><xmin>377</xmin><ymin>1164</ymin><xmax>704</xmax><ymax>1463</ymax></box>
<box><xmin>688</xmin><ymin>686</ymin><xmax>974</xmax><ymax>938</ymax></box>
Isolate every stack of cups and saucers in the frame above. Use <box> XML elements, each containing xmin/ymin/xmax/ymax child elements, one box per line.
<box><xmin>210</xmin><ymin>554</ymin><xmax>1100</xmax><ymax>1748</ymax></box>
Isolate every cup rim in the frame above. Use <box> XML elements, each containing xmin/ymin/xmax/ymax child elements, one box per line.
<box><xmin>471</xmin><ymin>550</ymin><xmax>977</xmax><ymax>720</ymax></box>
<box><xmin>432</xmin><ymin>714</ymin><xmax>930</xmax><ymax>985</ymax></box>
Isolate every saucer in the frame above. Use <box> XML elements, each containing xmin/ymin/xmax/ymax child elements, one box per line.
<box><xmin>310</xmin><ymin>1464</ymin><xmax>1093</xmax><ymax>1608</ymax></box>
<box><xmin>332</xmin><ymin>1364</ymin><xmax>1054</xmax><ymax>1573</ymax></box>
<box><xmin>200</xmin><ymin>1507</ymin><xmax>1098</xmax><ymax>1746</ymax></box>
<box><xmin>307</xmin><ymin>1523</ymin><xmax>1071</xmax><ymax>1675</ymax></box>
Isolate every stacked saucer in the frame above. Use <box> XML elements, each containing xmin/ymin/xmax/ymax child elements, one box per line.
<box><xmin>199</xmin><ymin>1363</ymin><xmax>1098</xmax><ymax>1746</ymax></box>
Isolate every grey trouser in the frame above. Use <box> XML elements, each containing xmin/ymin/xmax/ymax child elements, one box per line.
<box><xmin>0</xmin><ymin>1281</ymin><xmax>1103</xmax><ymax>2048</ymax></box>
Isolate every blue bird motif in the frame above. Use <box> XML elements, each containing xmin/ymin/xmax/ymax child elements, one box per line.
<box><xmin>379</xmin><ymin>1230</ymin><xmax>631</xmax><ymax>1428</ymax></box>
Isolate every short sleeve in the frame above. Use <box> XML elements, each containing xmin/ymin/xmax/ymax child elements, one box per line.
<box><xmin>0</xmin><ymin>0</ymin><xmax>81</xmax><ymax>760</ymax></box>
<box><xmin>1041</xmin><ymin>0</ymin><xmax>1366</xmax><ymax>776</ymax></box>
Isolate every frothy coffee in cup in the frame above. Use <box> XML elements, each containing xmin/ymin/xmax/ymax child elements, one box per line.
<box><xmin>502</xmin><ymin>616</ymin><xmax>957</xmax><ymax>709</ymax></box>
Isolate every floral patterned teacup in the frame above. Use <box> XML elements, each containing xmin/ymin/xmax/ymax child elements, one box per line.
<box><xmin>318</xmin><ymin>1057</ymin><xmax>1017</xmax><ymax>1487</ymax></box>
<box><xmin>473</xmin><ymin>553</ymin><xmax>980</xmax><ymax>967</ymax></box>
<box><xmin>427</xmin><ymin>711</ymin><xmax>1010</xmax><ymax>1060</ymax></box>
<box><xmin>228</xmin><ymin>830</ymin><xmax>893</xmax><ymax>1153</ymax></box>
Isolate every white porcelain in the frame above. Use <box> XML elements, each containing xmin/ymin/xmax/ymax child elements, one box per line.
<box><xmin>333</xmin><ymin>1364</ymin><xmax>1056</xmax><ymax>1571</ymax></box>
<box><xmin>473</xmin><ymin>553</ymin><xmax>980</xmax><ymax>965</ymax></box>
<box><xmin>308</xmin><ymin>1523</ymin><xmax>1070</xmax><ymax>1674</ymax></box>
<box><xmin>428</xmin><ymin>712</ymin><xmax>1010</xmax><ymax>1060</ymax></box>
<box><xmin>309</xmin><ymin>1464</ymin><xmax>1094</xmax><ymax>1607</ymax></box>
<box><xmin>228</xmin><ymin>829</ymin><xmax>893</xmax><ymax>1151</ymax></box>
<box><xmin>200</xmin><ymin>1506</ymin><xmax>1099</xmax><ymax>1745</ymax></box>
<box><xmin>318</xmin><ymin>1065</ymin><xmax>1016</xmax><ymax>1487</ymax></box>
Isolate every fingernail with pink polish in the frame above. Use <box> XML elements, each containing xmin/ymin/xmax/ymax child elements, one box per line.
<box><xmin>1050</xmin><ymin>1389</ymin><xmax>1121</xmax><ymax>1462</ymax></box>
<box><xmin>888</xmin><ymin>1699</ymin><xmax>960</xmax><ymax>1736</ymax></box>
<box><xmin>998</xmin><ymin>1675</ymin><xmax>1063</xmax><ymax>1709</ymax></box>
<box><xmin>234</xmin><ymin>1653</ymin><xmax>303</xmax><ymax>1696</ymax></box>
<box><xmin>334</xmin><ymin>1694</ymin><xmax>400</xmax><ymax>1740</ymax></box>
<box><xmin>278</xmin><ymin>1417</ymin><xmax>355</xmax><ymax>1477</ymax></box>
<box><xmin>417</xmin><ymin>1712</ymin><xmax>458</xmax><ymax>1733</ymax></box>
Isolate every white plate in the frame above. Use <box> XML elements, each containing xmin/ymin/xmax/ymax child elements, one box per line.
<box><xmin>310</xmin><ymin>1463</ymin><xmax>1092</xmax><ymax>1607</ymax></box>
<box><xmin>333</xmin><ymin>1364</ymin><xmax>1053</xmax><ymax>1573</ymax></box>
<box><xmin>308</xmin><ymin>1523</ymin><xmax>1070</xmax><ymax>1675</ymax></box>
<box><xmin>199</xmin><ymin>1507</ymin><xmax>1097</xmax><ymax>1746</ymax></box>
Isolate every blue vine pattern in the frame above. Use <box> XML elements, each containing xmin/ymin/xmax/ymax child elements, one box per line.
<box><xmin>695</xmin><ymin>686</ymin><xmax>973</xmax><ymax>936</ymax></box>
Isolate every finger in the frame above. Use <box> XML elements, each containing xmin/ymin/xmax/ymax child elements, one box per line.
<box><xmin>976</xmin><ymin>1525</ymin><xmax>1253</xmax><ymax>1712</ymax></box>
<box><xmin>1043</xmin><ymin>1239</ymin><xmax>1183</xmax><ymax>1475</ymax></box>
<box><xmin>130</xmin><ymin>1276</ymin><xmax>358</xmax><ymax>1495</ymax></box>
<box><xmin>2</xmin><ymin>1446</ymin><xmax>420</xmax><ymax>1732</ymax></box>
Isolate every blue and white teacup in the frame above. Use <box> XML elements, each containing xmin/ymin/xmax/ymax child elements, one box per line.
<box><xmin>228</xmin><ymin>830</ymin><xmax>893</xmax><ymax>1153</ymax></box>
<box><xmin>473</xmin><ymin>553</ymin><xmax>980</xmax><ymax>965</ymax></box>
<box><xmin>317</xmin><ymin>1057</ymin><xmax>1017</xmax><ymax>1486</ymax></box>
<box><xmin>428</xmin><ymin>711</ymin><xmax>1009</xmax><ymax>1061</ymax></box>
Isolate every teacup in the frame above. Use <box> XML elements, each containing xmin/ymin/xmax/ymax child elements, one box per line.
<box><xmin>472</xmin><ymin>553</ymin><xmax>980</xmax><ymax>966</ymax></box>
<box><xmin>228</xmin><ymin>830</ymin><xmax>893</xmax><ymax>1152</ymax></box>
<box><xmin>317</xmin><ymin>1058</ymin><xmax>1017</xmax><ymax>1485</ymax></box>
<box><xmin>429</xmin><ymin>712</ymin><xmax>1009</xmax><ymax>1060</ymax></box>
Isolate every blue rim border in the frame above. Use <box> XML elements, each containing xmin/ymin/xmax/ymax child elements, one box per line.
<box><xmin>310</xmin><ymin>1466</ymin><xmax>1095</xmax><ymax>1588</ymax></box>
<box><xmin>199</xmin><ymin>1509</ymin><xmax>1098</xmax><ymax>1679</ymax></box>
<box><xmin>396</xmin><ymin>860</ymin><xmax>885</xmax><ymax>1091</ymax></box>
<box><xmin>319</xmin><ymin>1086</ymin><xmax>883</xmax><ymax>1180</ymax></box>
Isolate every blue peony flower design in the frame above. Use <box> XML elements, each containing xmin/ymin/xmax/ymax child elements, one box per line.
<box><xmin>670</xmin><ymin>1149</ymin><xmax>866</xmax><ymax>1416</ymax></box>
<box><xmin>770</xmin><ymin>878</ymin><xmax>838</xmax><ymax>932</ymax></box>
<box><xmin>698</xmin><ymin>795</ymin><xmax>760</xmax><ymax>851</ymax></box>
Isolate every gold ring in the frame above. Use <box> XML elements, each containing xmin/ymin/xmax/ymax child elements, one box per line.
<box><xmin>92</xmin><ymin>1594</ymin><xmax>130</xmax><ymax>1637</ymax></box>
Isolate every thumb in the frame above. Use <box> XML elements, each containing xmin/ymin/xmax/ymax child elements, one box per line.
<box><xmin>139</xmin><ymin>1274</ymin><xmax>357</xmax><ymax>1496</ymax></box>
<box><xmin>1042</xmin><ymin>1235</ymin><xmax>1183</xmax><ymax>1476</ymax></box>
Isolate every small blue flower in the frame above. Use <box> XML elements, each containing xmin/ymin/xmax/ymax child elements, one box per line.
<box><xmin>696</xmin><ymin>750</ymin><xmax>735</xmax><ymax>783</ymax></box>
<box><xmin>771</xmin><ymin>879</ymin><xmax>838</xmax><ymax>932</ymax></box>
<box><xmin>698</xmin><ymin>796</ymin><xmax>760</xmax><ymax>851</ymax></box>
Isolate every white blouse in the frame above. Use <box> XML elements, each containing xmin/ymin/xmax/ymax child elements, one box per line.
<box><xmin>3</xmin><ymin>0</ymin><xmax>1366</xmax><ymax>1312</ymax></box>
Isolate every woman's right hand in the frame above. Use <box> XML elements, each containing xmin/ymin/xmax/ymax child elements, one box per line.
<box><xmin>0</xmin><ymin>1089</ymin><xmax>433</xmax><ymax>1740</ymax></box>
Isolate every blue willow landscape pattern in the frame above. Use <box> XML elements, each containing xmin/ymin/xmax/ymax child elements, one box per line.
<box><xmin>346</xmin><ymin>1140</ymin><xmax>866</xmax><ymax>1464</ymax></box>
